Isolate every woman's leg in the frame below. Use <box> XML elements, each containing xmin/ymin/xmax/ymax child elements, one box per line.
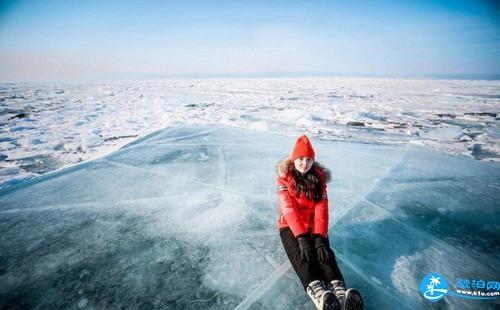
<box><xmin>279</xmin><ymin>227</ymin><xmax>323</xmax><ymax>290</ymax></box>
<box><xmin>317</xmin><ymin>236</ymin><xmax>345</xmax><ymax>284</ymax></box>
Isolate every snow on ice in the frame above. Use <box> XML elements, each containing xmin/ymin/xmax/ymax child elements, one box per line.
<box><xmin>0</xmin><ymin>77</ymin><xmax>499</xmax><ymax>187</ymax></box>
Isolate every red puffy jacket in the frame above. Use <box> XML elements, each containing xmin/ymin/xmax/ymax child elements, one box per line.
<box><xmin>276</xmin><ymin>158</ymin><xmax>331</xmax><ymax>238</ymax></box>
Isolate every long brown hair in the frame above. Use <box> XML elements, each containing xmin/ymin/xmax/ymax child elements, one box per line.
<box><xmin>291</xmin><ymin>163</ymin><xmax>323</xmax><ymax>202</ymax></box>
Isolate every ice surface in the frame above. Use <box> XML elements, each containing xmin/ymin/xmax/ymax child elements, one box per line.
<box><xmin>0</xmin><ymin>125</ymin><xmax>499</xmax><ymax>309</ymax></box>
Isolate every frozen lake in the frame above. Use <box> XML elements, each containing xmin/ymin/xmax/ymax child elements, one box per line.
<box><xmin>1</xmin><ymin>125</ymin><xmax>498</xmax><ymax>309</ymax></box>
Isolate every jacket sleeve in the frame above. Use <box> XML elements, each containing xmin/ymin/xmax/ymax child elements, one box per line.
<box><xmin>277</xmin><ymin>178</ymin><xmax>308</xmax><ymax>237</ymax></box>
<box><xmin>312</xmin><ymin>173</ymin><xmax>329</xmax><ymax>237</ymax></box>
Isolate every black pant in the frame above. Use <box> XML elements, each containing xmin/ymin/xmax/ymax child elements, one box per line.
<box><xmin>280</xmin><ymin>227</ymin><xmax>345</xmax><ymax>290</ymax></box>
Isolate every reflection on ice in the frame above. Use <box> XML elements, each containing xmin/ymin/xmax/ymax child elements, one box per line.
<box><xmin>0</xmin><ymin>126</ymin><xmax>498</xmax><ymax>309</ymax></box>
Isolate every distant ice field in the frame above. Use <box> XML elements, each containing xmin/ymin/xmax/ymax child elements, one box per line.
<box><xmin>0</xmin><ymin>77</ymin><xmax>499</xmax><ymax>188</ymax></box>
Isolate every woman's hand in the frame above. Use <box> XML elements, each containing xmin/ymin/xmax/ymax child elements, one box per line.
<box><xmin>314</xmin><ymin>235</ymin><xmax>331</xmax><ymax>261</ymax></box>
<box><xmin>297</xmin><ymin>235</ymin><xmax>313</xmax><ymax>262</ymax></box>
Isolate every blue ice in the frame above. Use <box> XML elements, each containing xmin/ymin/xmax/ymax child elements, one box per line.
<box><xmin>0</xmin><ymin>125</ymin><xmax>498</xmax><ymax>309</ymax></box>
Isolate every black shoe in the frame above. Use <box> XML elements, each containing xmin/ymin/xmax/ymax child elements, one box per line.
<box><xmin>328</xmin><ymin>280</ymin><xmax>346</xmax><ymax>310</ymax></box>
<box><xmin>323</xmin><ymin>292</ymin><xmax>341</xmax><ymax>310</ymax></box>
<box><xmin>344</xmin><ymin>288</ymin><xmax>364</xmax><ymax>310</ymax></box>
<box><xmin>306</xmin><ymin>280</ymin><xmax>340</xmax><ymax>310</ymax></box>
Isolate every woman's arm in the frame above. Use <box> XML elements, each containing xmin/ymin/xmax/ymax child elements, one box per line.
<box><xmin>277</xmin><ymin>179</ymin><xmax>308</xmax><ymax>237</ymax></box>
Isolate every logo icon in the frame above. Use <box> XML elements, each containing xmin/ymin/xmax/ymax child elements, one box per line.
<box><xmin>420</xmin><ymin>273</ymin><xmax>449</xmax><ymax>301</ymax></box>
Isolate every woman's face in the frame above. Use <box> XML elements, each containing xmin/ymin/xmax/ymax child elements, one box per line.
<box><xmin>294</xmin><ymin>157</ymin><xmax>314</xmax><ymax>174</ymax></box>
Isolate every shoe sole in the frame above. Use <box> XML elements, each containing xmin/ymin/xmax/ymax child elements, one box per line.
<box><xmin>344</xmin><ymin>289</ymin><xmax>364</xmax><ymax>310</ymax></box>
<box><xmin>323</xmin><ymin>291</ymin><xmax>341</xmax><ymax>310</ymax></box>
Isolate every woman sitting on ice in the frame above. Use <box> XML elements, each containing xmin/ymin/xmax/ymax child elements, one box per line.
<box><xmin>276</xmin><ymin>135</ymin><xmax>364</xmax><ymax>310</ymax></box>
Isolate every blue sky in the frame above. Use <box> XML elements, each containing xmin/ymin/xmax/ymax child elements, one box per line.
<box><xmin>0</xmin><ymin>0</ymin><xmax>499</xmax><ymax>81</ymax></box>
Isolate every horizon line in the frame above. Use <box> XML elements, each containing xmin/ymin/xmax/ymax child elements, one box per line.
<box><xmin>2</xmin><ymin>71</ymin><xmax>500</xmax><ymax>84</ymax></box>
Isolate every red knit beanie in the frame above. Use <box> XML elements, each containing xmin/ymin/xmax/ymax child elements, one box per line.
<box><xmin>291</xmin><ymin>135</ymin><xmax>315</xmax><ymax>161</ymax></box>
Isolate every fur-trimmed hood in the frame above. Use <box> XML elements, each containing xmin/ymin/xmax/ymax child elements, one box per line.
<box><xmin>276</xmin><ymin>157</ymin><xmax>331</xmax><ymax>182</ymax></box>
